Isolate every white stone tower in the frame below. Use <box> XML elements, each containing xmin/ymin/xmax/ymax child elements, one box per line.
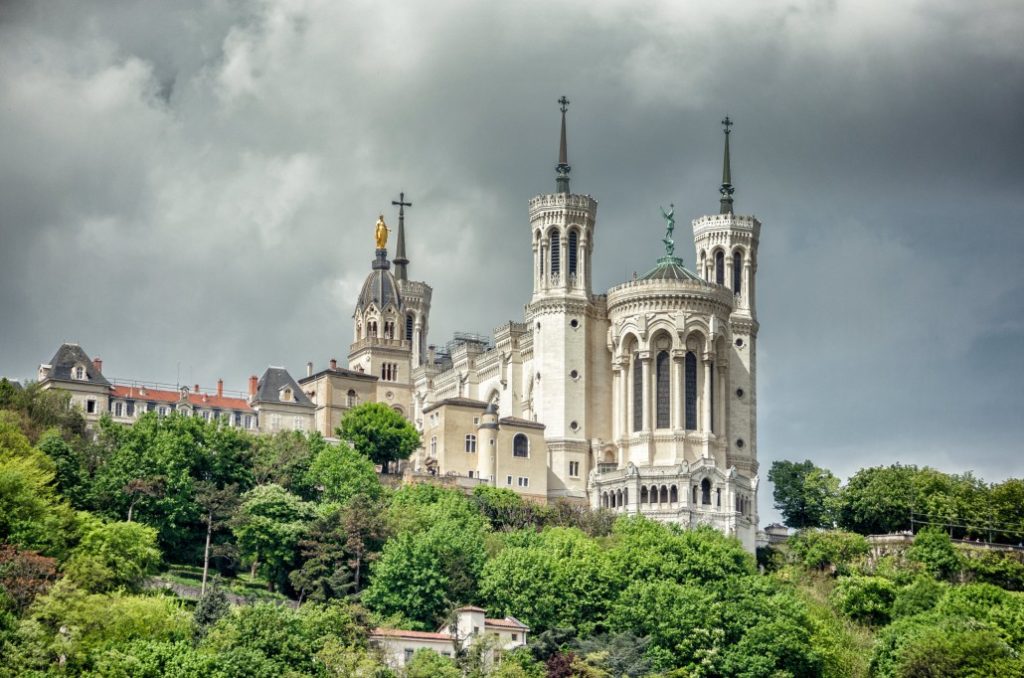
<box><xmin>691</xmin><ymin>117</ymin><xmax>760</xmax><ymax>478</ymax></box>
<box><xmin>525</xmin><ymin>97</ymin><xmax>611</xmax><ymax>498</ymax></box>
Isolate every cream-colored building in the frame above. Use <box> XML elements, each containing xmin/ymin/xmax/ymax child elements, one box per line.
<box><xmin>371</xmin><ymin>606</ymin><xmax>528</xmax><ymax>669</ymax></box>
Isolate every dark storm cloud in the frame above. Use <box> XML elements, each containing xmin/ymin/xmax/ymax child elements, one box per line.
<box><xmin>2</xmin><ymin>0</ymin><xmax>1022</xmax><ymax>519</ymax></box>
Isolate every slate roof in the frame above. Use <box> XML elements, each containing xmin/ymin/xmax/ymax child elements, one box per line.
<box><xmin>356</xmin><ymin>250</ymin><xmax>403</xmax><ymax>312</ymax></box>
<box><xmin>499</xmin><ymin>416</ymin><xmax>545</xmax><ymax>430</ymax></box>
<box><xmin>298</xmin><ymin>365</ymin><xmax>378</xmax><ymax>385</ymax></box>
<box><xmin>43</xmin><ymin>344</ymin><xmax>110</xmax><ymax>386</ymax></box>
<box><xmin>253</xmin><ymin>367</ymin><xmax>314</xmax><ymax>407</ymax></box>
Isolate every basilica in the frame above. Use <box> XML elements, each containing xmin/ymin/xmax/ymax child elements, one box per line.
<box><xmin>325</xmin><ymin>103</ymin><xmax>762</xmax><ymax>550</ymax></box>
<box><xmin>35</xmin><ymin>102</ymin><xmax>762</xmax><ymax>550</ymax></box>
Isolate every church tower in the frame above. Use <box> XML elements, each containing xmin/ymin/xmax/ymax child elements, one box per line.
<box><xmin>691</xmin><ymin>117</ymin><xmax>760</xmax><ymax>477</ymax></box>
<box><xmin>391</xmin><ymin>192</ymin><xmax>432</xmax><ymax>370</ymax></box>
<box><xmin>526</xmin><ymin>97</ymin><xmax>610</xmax><ymax>498</ymax></box>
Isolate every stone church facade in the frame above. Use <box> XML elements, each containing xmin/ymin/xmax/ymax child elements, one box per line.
<box><xmin>344</xmin><ymin>106</ymin><xmax>763</xmax><ymax>550</ymax></box>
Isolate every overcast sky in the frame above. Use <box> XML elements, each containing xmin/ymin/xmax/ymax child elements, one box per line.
<box><xmin>2</xmin><ymin>0</ymin><xmax>1022</xmax><ymax>519</ymax></box>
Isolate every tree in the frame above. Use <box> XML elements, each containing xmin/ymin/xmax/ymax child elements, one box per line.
<box><xmin>404</xmin><ymin>648</ymin><xmax>461</xmax><ymax>678</ymax></box>
<box><xmin>63</xmin><ymin>520</ymin><xmax>161</xmax><ymax>593</ymax></box>
<box><xmin>768</xmin><ymin>459</ymin><xmax>840</xmax><ymax>529</ymax></box>
<box><xmin>194</xmin><ymin>481</ymin><xmax>240</xmax><ymax>595</ymax></box>
<box><xmin>837</xmin><ymin>464</ymin><xmax>917</xmax><ymax>534</ymax></box>
<box><xmin>192</xmin><ymin>585</ymin><xmax>230</xmax><ymax>639</ymax></box>
<box><xmin>252</xmin><ymin>430</ymin><xmax>322</xmax><ymax>500</ymax></box>
<box><xmin>336</xmin><ymin>402</ymin><xmax>420</xmax><ymax>468</ymax></box>
<box><xmin>231</xmin><ymin>484</ymin><xmax>314</xmax><ymax>592</ymax></box>
<box><xmin>307</xmin><ymin>441</ymin><xmax>383</xmax><ymax>505</ymax></box>
<box><xmin>788</xmin><ymin>529</ymin><xmax>869</xmax><ymax>573</ymax></box>
<box><xmin>0</xmin><ymin>545</ymin><xmax>57</xmax><ymax>615</ymax></box>
<box><xmin>480</xmin><ymin>527</ymin><xmax>615</xmax><ymax>635</ymax></box>
<box><xmin>830</xmin><ymin>576</ymin><xmax>897</xmax><ymax>626</ymax></box>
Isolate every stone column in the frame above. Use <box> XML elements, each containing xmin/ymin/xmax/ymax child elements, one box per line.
<box><xmin>640</xmin><ymin>353</ymin><xmax>652</xmax><ymax>433</ymax></box>
<box><xmin>702</xmin><ymin>354</ymin><xmax>714</xmax><ymax>434</ymax></box>
<box><xmin>670</xmin><ymin>352</ymin><xmax>683</xmax><ymax>430</ymax></box>
<box><xmin>725</xmin><ymin>255</ymin><xmax>734</xmax><ymax>294</ymax></box>
<box><xmin>611</xmin><ymin>364</ymin><xmax>621</xmax><ymax>442</ymax></box>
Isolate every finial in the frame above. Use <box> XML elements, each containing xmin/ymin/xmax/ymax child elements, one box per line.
<box><xmin>391</xmin><ymin>191</ymin><xmax>412</xmax><ymax>281</ymax></box>
<box><xmin>556</xmin><ymin>96</ymin><xmax>571</xmax><ymax>194</ymax></box>
<box><xmin>719</xmin><ymin>115</ymin><xmax>734</xmax><ymax>214</ymax></box>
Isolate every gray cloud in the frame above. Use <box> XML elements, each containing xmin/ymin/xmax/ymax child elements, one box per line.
<box><xmin>2</xmin><ymin>0</ymin><xmax>1023</xmax><ymax>521</ymax></box>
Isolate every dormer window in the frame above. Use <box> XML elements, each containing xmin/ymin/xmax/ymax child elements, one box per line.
<box><xmin>73</xmin><ymin>365</ymin><xmax>85</xmax><ymax>380</ymax></box>
<box><xmin>281</xmin><ymin>387</ymin><xmax>293</xmax><ymax>402</ymax></box>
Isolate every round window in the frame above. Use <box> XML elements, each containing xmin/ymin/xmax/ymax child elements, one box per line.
<box><xmin>569</xmin><ymin>369</ymin><xmax>579</xmax><ymax>379</ymax></box>
<box><xmin>570</xmin><ymin>420</ymin><xmax>579</xmax><ymax>431</ymax></box>
<box><xmin>735</xmin><ymin>338</ymin><xmax>744</xmax><ymax>347</ymax></box>
<box><xmin>570</xmin><ymin>319</ymin><xmax>579</xmax><ymax>328</ymax></box>
<box><xmin>736</xmin><ymin>388</ymin><xmax>744</xmax><ymax>398</ymax></box>
<box><xmin>736</xmin><ymin>439</ymin><xmax>745</xmax><ymax>448</ymax></box>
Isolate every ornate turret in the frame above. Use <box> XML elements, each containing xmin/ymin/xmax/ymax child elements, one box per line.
<box><xmin>556</xmin><ymin>96</ymin><xmax>571</xmax><ymax>194</ymax></box>
<box><xmin>719</xmin><ymin>116</ymin><xmax>735</xmax><ymax>214</ymax></box>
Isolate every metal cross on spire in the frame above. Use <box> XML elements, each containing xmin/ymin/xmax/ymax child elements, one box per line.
<box><xmin>391</xmin><ymin>191</ymin><xmax>412</xmax><ymax>281</ymax></box>
<box><xmin>556</xmin><ymin>95</ymin><xmax>571</xmax><ymax>193</ymax></box>
<box><xmin>719</xmin><ymin>115</ymin><xmax>735</xmax><ymax>214</ymax></box>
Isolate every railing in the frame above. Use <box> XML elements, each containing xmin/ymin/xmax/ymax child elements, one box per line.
<box><xmin>596</xmin><ymin>463</ymin><xmax>618</xmax><ymax>474</ymax></box>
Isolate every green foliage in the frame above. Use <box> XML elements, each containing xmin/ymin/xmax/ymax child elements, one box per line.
<box><xmin>472</xmin><ymin>485</ymin><xmax>543</xmax><ymax>531</ymax></box>
<box><xmin>405</xmin><ymin>648</ymin><xmax>461</xmax><ymax>677</ymax></box>
<box><xmin>193</xmin><ymin>585</ymin><xmax>231</xmax><ymax>638</ymax></box>
<box><xmin>906</xmin><ymin>527</ymin><xmax>961</xmax><ymax>580</ymax></box>
<box><xmin>363</xmin><ymin>513</ymin><xmax>487</xmax><ymax>629</ymax></box>
<box><xmin>252</xmin><ymin>430</ymin><xmax>322</xmax><ymax>500</ymax></box>
<box><xmin>837</xmin><ymin>464</ymin><xmax>916</xmax><ymax>534</ymax></box>
<box><xmin>0</xmin><ymin>545</ymin><xmax>57</xmax><ymax>616</ymax></box>
<box><xmin>336</xmin><ymin>402</ymin><xmax>420</xmax><ymax>467</ymax></box>
<box><xmin>88</xmin><ymin>412</ymin><xmax>254</xmax><ymax>554</ymax></box>
<box><xmin>607</xmin><ymin>518</ymin><xmax>755</xmax><ymax>585</ymax></box>
<box><xmin>64</xmin><ymin>520</ymin><xmax>161</xmax><ymax>593</ymax></box>
<box><xmin>962</xmin><ymin>550</ymin><xmax>1024</xmax><ymax>591</ymax></box>
<box><xmin>892</xmin><ymin>575</ymin><xmax>944</xmax><ymax>618</ymax></box>
<box><xmin>831</xmin><ymin>575</ymin><xmax>897</xmax><ymax>626</ymax></box>
<box><xmin>768</xmin><ymin>459</ymin><xmax>840</xmax><ymax>529</ymax></box>
<box><xmin>481</xmin><ymin>527</ymin><xmax>615</xmax><ymax>635</ymax></box>
<box><xmin>789</xmin><ymin>529</ymin><xmax>869</xmax><ymax>572</ymax></box>
<box><xmin>232</xmin><ymin>484</ymin><xmax>314</xmax><ymax>592</ymax></box>
<box><xmin>11</xmin><ymin>580</ymin><xmax>193</xmax><ymax>672</ymax></box>
<box><xmin>316</xmin><ymin>637</ymin><xmax>395</xmax><ymax>677</ymax></box>
<box><xmin>307</xmin><ymin>441</ymin><xmax>383</xmax><ymax>504</ymax></box>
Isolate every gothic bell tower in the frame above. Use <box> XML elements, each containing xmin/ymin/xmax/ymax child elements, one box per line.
<box><xmin>525</xmin><ymin>97</ymin><xmax>609</xmax><ymax>498</ymax></box>
<box><xmin>691</xmin><ymin>117</ymin><xmax>761</xmax><ymax>478</ymax></box>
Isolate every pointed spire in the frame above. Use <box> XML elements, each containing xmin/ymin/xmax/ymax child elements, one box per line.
<box><xmin>391</xmin><ymin>192</ymin><xmax>412</xmax><ymax>281</ymax></box>
<box><xmin>719</xmin><ymin>115</ymin><xmax>735</xmax><ymax>214</ymax></box>
<box><xmin>556</xmin><ymin>96</ymin><xmax>571</xmax><ymax>194</ymax></box>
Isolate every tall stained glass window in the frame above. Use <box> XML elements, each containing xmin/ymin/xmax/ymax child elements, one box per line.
<box><xmin>732</xmin><ymin>251</ymin><xmax>742</xmax><ymax>294</ymax></box>
<box><xmin>684</xmin><ymin>351</ymin><xmax>698</xmax><ymax>430</ymax></box>
<box><xmin>568</xmin><ymin>229</ymin><xmax>578</xmax><ymax>276</ymax></box>
<box><xmin>715</xmin><ymin>250</ymin><xmax>725</xmax><ymax>285</ymax></box>
<box><xmin>656</xmin><ymin>351</ymin><xmax>670</xmax><ymax>428</ymax></box>
<box><xmin>550</xmin><ymin>232</ymin><xmax>561</xmax><ymax>276</ymax></box>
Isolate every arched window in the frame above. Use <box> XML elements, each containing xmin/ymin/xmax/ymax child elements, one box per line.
<box><xmin>513</xmin><ymin>433</ymin><xmax>529</xmax><ymax>457</ymax></box>
<box><xmin>716</xmin><ymin>488</ymin><xmax>721</xmax><ymax>507</ymax></box>
<box><xmin>701</xmin><ymin>478</ymin><xmax>711</xmax><ymax>505</ymax></box>
<box><xmin>660</xmin><ymin>486</ymin><xmax>668</xmax><ymax>503</ymax></box>
<box><xmin>632</xmin><ymin>353</ymin><xmax>643</xmax><ymax>432</ymax></box>
<box><xmin>406</xmin><ymin>314</ymin><xmax>414</xmax><ymax>341</ymax></box>
<box><xmin>430</xmin><ymin>436</ymin><xmax>437</xmax><ymax>457</ymax></box>
<box><xmin>550</xmin><ymin>231</ymin><xmax>561</xmax><ymax>276</ymax></box>
<box><xmin>568</xmin><ymin>229</ymin><xmax>578</xmax><ymax>276</ymax></box>
<box><xmin>602</xmin><ymin>492</ymin><xmax>607</xmax><ymax>508</ymax></box>
<box><xmin>656</xmin><ymin>350</ymin><xmax>670</xmax><ymax>428</ymax></box>
<box><xmin>670</xmin><ymin>485</ymin><xmax>678</xmax><ymax>503</ymax></box>
<box><xmin>640</xmin><ymin>486</ymin><xmax>648</xmax><ymax>504</ymax></box>
<box><xmin>347</xmin><ymin>389</ymin><xmax>357</xmax><ymax>407</ymax></box>
<box><xmin>465</xmin><ymin>434</ymin><xmax>477</xmax><ymax>453</ymax></box>
<box><xmin>715</xmin><ymin>250</ymin><xmax>724</xmax><ymax>285</ymax></box>
<box><xmin>684</xmin><ymin>351</ymin><xmax>698</xmax><ymax>430</ymax></box>
<box><xmin>732</xmin><ymin>251</ymin><xmax>742</xmax><ymax>294</ymax></box>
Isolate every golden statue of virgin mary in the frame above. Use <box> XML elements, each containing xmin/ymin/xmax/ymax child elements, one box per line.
<box><xmin>374</xmin><ymin>214</ymin><xmax>389</xmax><ymax>249</ymax></box>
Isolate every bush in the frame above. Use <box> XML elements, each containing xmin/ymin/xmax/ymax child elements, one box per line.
<box><xmin>892</xmin><ymin>575</ymin><xmax>944</xmax><ymax>618</ymax></box>
<box><xmin>962</xmin><ymin>551</ymin><xmax>1024</xmax><ymax>591</ymax></box>
<box><xmin>906</xmin><ymin>528</ymin><xmax>961</xmax><ymax>580</ymax></box>
<box><xmin>830</xmin><ymin>576</ymin><xmax>897</xmax><ymax>626</ymax></box>
<box><xmin>64</xmin><ymin>521</ymin><xmax>161</xmax><ymax>593</ymax></box>
<box><xmin>789</xmin><ymin>530</ymin><xmax>869</xmax><ymax>573</ymax></box>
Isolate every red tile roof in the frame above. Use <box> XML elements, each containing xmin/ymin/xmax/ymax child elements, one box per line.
<box><xmin>371</xmin><ymin>627</ymin><xmax>453</xmax><ymax>641</ymax></box>
<box><xmin>485</xmin><ymin>617</ymin><xmax>529</xmax><ymax>630</ymax></box>
<box><xmin>111</xmin><ymin>385</ymin><xmax>252</xmax><ymax>411</ymax></box>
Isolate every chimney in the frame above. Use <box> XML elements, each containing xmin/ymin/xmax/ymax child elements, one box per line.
<box><xmin>248</xmin><ymin>375</ymin><xmax>258</xmax><ymax>398</ymax></box>
<box><xmin>306</xmin><ymin>361</ymin><xmax>313</xmax><ymax>377</ymax></box>
<box><xmin>92</xmin><ymin>357</ymin><xmax>103</xmax><ymax>374</ymax></box>
<box><xmin>193</xmin><ymin>383</ymin><xmax>200</xmax><ymax>394</ymax></box>
<box><xmin>329</xmin><ymin>358</ymin><xmax>337</xmax><ymax>370</ymax></box>
<box><xmin>217</xmin><ymin>379</ymin><xmax>224</xmax><ymax>398</ymax></box>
